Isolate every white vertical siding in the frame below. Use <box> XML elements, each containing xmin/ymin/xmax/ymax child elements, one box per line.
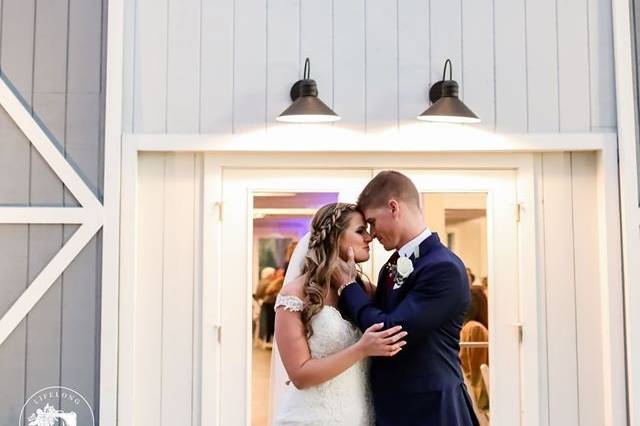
<box><xmin>333</xmin><ymin>0</ymin><xmax>366</xmax><ymax>132</ymax></box>
<box><xmin>398</xmin><ymin>0</ymin><xmax>429</xmax><ymax>128</ymax></box>
<box><xmin>199</xmin><ymin>0</ymin><xmax>234</xmax><ymax>133</ymax></box>
<box><xmin>365</xmin><ymin>0</ymin><xmax>398</xmax><ymax>132</ymax></box>
<box><xmin>167</xmin><ymin>0</ymin><xmax>201</xmax><ymax>132</ymax></box>
<box><xmin>161</xmin><ymin>153</ymin><xmax>197</xmax><ymax>425</ymax></box>
<box><xmin>266</xmin><ymin>0</ymin><xmax>299</xmax><ymax>128</ymax></box>
<box><xmin>462</xmin><ymin>0</ymin><xmax>495</xmax><ymax>130</ymax></box>
<box><xmin>494</xmin><ymin>0</ymin><xmax>528</xmax><ymax>132</ymax></box>
<box><xmin>538</xmin><ymin>151</ymin><xmax>606</xmax><ymax>426</ymax></box>
<box><xmin>557</xmin><ymin>0</ymin><xmax>591</xmax><ymax>131</ymax></box>
<box><xmin>525</xmin><ymin>0</ymin><xmax>559</xmax><ymax>131</ymax></box>
<box><xmin>233</xmin><ymin>0</ymin><xmax>267</xmax><ymax>133</ymax></box>
<box><xmin>135</xmin><ymin>152</ymin><xmax>165</xmax><ymax>425</ymax></box>
<box><xmin>132</xmin><ymin>0</ymin><xmax>168</xmax><ymax>132</ymax></box>
<box><xmin>431</xmin><ymin>1</ymin><xmax>462</xmax><ymax>97</ymax></box>
<box><xmin>136</xmin><ymin>152</ymin><xmax>200</xmax><ymax>425</ymax></box>
<box><xmin>301</xmin><ymin>0</ymin><xmax>333</xmax><ymax>112</ymax></box>
<box><xmin>540</xmin><ymin>153</ymin><xmax>580</xmax><ymax>424</ymax></box>
<box><xmin>587</xmin><ymin>0</ymin><xmax>616</xmax><ymax>130</ymax></box>
<box><xmin>125</xmin><ymin>0</ymin><xmax>617</xmax><ymax>134</ymax></box>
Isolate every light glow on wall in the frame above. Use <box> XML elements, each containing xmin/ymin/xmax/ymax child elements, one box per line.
<box><xmin>229</xmin><ymin>122</ymin><xmax>510</xmax><ymax>152</ymax></box>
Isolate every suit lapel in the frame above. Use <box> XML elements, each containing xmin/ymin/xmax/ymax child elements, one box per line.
<box><xmin>389</xmin><ymin>233</ymin><xmax>442</xmax><ymax>305</ymax></box>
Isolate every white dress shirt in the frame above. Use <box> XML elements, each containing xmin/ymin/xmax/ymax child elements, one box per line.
<box><xmin>398</xmin><ymin>227</ymin><xmax>432</xmax><ymax>258</ymax></box>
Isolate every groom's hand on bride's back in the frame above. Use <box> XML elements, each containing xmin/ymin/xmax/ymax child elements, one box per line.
<box><xmin>331</xmin><ymin>247</ymin><xmax>358</xmax><ymax>288</ymax></box>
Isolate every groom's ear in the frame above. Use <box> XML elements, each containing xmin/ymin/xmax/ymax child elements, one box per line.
<box><xmin>388</xmin><ymin>199</ymin><xmax>400</xmax><ymax>217</ymax></box>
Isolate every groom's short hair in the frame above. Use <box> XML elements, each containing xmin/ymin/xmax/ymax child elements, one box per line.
<box><xmin>357</xmin><ymin>170</ymin><xmax>421</xmax><ymax>211</ymax></box>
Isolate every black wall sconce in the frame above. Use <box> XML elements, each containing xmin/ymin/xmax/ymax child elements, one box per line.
<box><xmin>417</xmin><ymin>59</ymin><xmax>480</xmax><ymax>123</ymax></box>
<box><xmin>277</xmin><ymin>58</ymin><xmax>341</xmax><ymax>123</ymax></box>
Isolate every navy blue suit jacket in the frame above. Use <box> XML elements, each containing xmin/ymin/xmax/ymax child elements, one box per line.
<box><xmin>339</xmin><ymin>233</ymin><xmax>479</xmax><ymax>426</ymax></box>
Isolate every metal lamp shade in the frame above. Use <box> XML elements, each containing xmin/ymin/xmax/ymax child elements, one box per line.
<box><xmin>417</xmin><ymin>96</ymin><xmax>480</xmax><ymax>123</ymax></box>
<box><xmin>277</xmin><ymin>73</ymin><xmax>341</xmax><ymax>123</ymax></box>
<box><xmin>276</xmin><ymin>95</ymin><xmax>341</xmax><ymax>123</ymax></box>
<box><xmin>418</xmin><ymin>61</ymin><xmax>481</xmax><ymax>124</ymax></box>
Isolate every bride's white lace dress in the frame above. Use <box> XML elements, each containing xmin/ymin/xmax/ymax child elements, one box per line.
<box><xmin>273</xmin><ymin>294</ymin><xmax>374</xmax><ymax>426</ymax></box>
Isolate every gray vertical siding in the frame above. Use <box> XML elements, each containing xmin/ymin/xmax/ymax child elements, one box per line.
<box><xmin>0</xmin><ymin>0</ymin><xmax>106</xmax><ymax>424</ymax></box>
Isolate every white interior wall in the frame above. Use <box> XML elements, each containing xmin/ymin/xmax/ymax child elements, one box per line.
<box><xmin>422</xmin><ymin>193</ymin><xmax>488</xmax><ymax>280</ymax></box>
<box><xmin>423</xmin><ymin>193</ymin><xmax>447</xmax><ymax>237</ymax></box>
<box><xmin>449</xmin><ymin>217</ymin><xmax>488</xmax><ymax>282</ymax></box>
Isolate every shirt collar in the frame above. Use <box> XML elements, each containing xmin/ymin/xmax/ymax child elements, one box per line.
<box><xmin>398</xmin><ymin>227</ymin><xmax>432</xmax><ymax>258</ymax></box>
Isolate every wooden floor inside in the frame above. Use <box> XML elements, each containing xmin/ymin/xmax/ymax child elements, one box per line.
<box><xmin>252</xmin><ymin>346</ymin><xmax>272</xmax><ymax>426</ymax></box>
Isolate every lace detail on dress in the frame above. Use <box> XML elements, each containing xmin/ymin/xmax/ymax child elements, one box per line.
<box><xmin>275</xmin><ymin>294</ymin><xmax>304</xmax><ymax>312</ymax></box>
<box><xmin>274</xmin><ymin>305</ymin><xmax>375</xmax><ymax>425</ymax></box>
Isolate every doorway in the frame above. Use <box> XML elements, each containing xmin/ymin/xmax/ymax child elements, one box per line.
<box><xmin>214</xmin><ymin>165</ymin><xmax>524</xmax><ymax>425</ymax></box>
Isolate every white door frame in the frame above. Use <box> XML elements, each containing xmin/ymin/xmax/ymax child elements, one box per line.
<box><xmin>200</xmin><ymin>152</ymin><xmax>538</xmax><ymax>425</ymax></box>
<box><xmin>213</xmin><ymin>166</ymin><xmax>523</xmax><ymax>425</ymax></box>
<box><xmin>115</xmin><ymin>140</ymin><xmax>625</xmax><ymax>426</ymax></box>
<box><xmin>610</xmin><ymin>0</ymin><xmax>640</xmax><ymax>423</ymax></box>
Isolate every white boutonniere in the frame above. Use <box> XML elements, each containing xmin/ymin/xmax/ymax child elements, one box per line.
<box><xmin>391</xmin><ymin>256</ymin><xmax>414</xmax><ymax>290</ymax></box>
<box><xmin>396</xmin><ymin>256</ymin><xmax>414</xmax><ymax>278</ymax></box>
<box><xmin>391</xmin><ymin>246</ymin><xmax>420</xmax><ymax>290</ymax></box>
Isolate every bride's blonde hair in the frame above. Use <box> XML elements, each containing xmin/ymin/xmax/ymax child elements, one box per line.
<box><xmin>301</xmin><ymin>202</ymin><xmax>361</xmax><ymax>337</ymax></box>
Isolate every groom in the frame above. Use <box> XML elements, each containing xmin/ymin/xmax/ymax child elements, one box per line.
<box><xmin>333</xmin><ymin>170</ymin><xmax>479</xmax><ymax>426</ymax></box>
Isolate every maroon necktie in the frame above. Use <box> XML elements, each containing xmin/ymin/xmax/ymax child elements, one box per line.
<box><xmin>384</xmin><ymin>251</ymin><xmax>400</xmax><ymax>290</ymax></box>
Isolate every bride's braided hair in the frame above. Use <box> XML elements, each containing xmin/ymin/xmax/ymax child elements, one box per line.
<box><xmin>301</xmin><ymin>202</ymin><xmax>359</xmax><ymax>337</ymax></box>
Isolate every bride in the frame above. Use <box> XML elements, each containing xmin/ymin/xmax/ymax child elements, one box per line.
<box><xmin>271</xmin><ymin>202</ymin><xmax>407</xmax><ymax>425</ymax></box>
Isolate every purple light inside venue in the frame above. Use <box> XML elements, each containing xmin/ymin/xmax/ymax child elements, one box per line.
<box><xmin>253</xmin><ymin>192</ymin><xmax>338</xmax><ymax>209</ymax></box>
<box><xmin>306</xmin><ymin>192</ymin><xmax>340</xmax><ymax>207</ymax></box>
<box><xmin>253</xmin><ymin>192</ymin><xmax>340</xmax><ymax>238</ymax></box>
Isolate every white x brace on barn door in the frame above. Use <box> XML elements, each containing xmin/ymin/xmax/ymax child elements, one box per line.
<box><xmin>0</xmin><ymin>77</ymin><xmax>103</xmax><ymax>347</ymax></box>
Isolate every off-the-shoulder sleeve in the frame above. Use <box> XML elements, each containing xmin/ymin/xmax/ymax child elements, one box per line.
<box><xmin>274</xmin><ymin>294</ymin><xmax>304</xmax><ymax>312</ymax></box>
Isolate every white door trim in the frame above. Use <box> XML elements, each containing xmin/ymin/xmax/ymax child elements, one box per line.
<box><xmin>100</xmin><ymin>0</ymin><xmax>125</xmax><ymax>423</ymax></box>
<box><xmin>198</xmin><ymin>152</ymin><xmax>539</xmax><ymax>426</ymax></box>
<box><xmin>0</xmin><ymin>207</ymin><xmax>88</xmax><ymax>224</ymax></box>
<box><xmin>611</xmin><ymin>0</ymin><xmax>640</xmax><ymax>422</ymax></box>
<box><xmin>126</xmin><ymin>131</ymin><xmax>615</xmax><ymax>153</ymax></box>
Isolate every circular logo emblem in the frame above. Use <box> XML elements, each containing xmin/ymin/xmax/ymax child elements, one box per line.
<box><xmin>19</xmin><ymin>386</ymin><xmax>95</xmax><ymax>426</ymax></box>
